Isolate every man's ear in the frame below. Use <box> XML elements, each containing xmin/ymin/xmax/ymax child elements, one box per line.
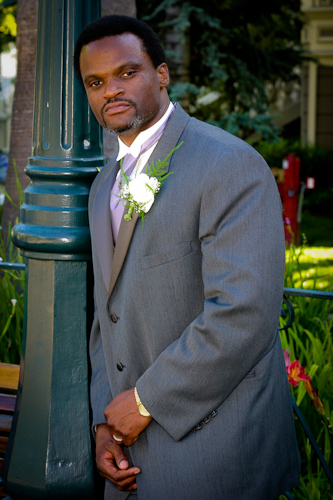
<box><xmin>157</xmin><ymin>63</ymin><xmax>170</xmax><ymax>88</ymax></box>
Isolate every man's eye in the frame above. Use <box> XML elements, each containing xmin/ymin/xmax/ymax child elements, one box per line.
<box><xmin>89</xmin><ymin>80</ymin><xmax>102</xmax><ymax>88</ymax></box>
<box><xmin>122</xmin><ymin>71</ymin><xmax>136</xmax><ymax>78</ymax></box>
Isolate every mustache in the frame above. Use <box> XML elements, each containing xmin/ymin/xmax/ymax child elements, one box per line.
<box><xmin>101</xmin><ymin>98</ymin><xmax>135</xmax><ymax>114</ymax></box>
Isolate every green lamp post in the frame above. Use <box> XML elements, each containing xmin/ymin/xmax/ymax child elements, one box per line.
<box><xmin>3</xmin><ymin>1</ymin><xmax>105</xmax><ymax>498</ymax></box>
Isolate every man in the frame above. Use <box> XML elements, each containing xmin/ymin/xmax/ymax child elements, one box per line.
<box><xmin>74</xmin><ymin>15</ymin><xmax>300</xmax><ymax>500</ymax></box>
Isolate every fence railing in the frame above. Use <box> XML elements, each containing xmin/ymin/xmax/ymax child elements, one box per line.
<box><xmin>0</xmin><ymin>261</ymin><xmax>25</xmax><ymax>272</ymax></box>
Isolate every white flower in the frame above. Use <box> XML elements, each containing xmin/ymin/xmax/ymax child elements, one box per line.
<box><xmin>117</xmin><ymin>142</ymin><xmax>182</xmax><ymax>231</ymax></box>
<box><xmin>11</xmin><ymin>299</ymin><xmax>17</xmax><ymax>306</ymax></box>
<box><xmin>120</xmin><ymin>185</ymin><xmax>129</xmax><ymax>198</ymax></box>
<box><xmin>146</xmin><ymin>176</ymin><xmax>160</xmax><ymax>193</ymax></box>
<box><xmin>128</xmin><ymin>174</ymin><xmax>160</xmax><ymax>213</ymax></box>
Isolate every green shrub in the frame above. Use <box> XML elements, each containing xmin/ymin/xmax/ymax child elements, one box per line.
<box><xmin>0</xmin><ymin>220</ymin><xmax>24</xmax><ymax>364</ymax></box>
<box><xmin>279</xmin><ymin>242</ymin><xmax>333</xmax><ymax>500</ymax></box>
<box><xmin>0</xmin><ymin>160</ymin><xmax>24</xmax><ymax>364</ymax></box>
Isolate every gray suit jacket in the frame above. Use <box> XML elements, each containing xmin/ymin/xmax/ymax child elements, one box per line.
<box><xmin>88</xmin><ymin>105</ymin><xmax>300</xmax><ymax>500</ymax></box>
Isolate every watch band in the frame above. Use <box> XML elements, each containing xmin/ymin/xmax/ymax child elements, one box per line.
<box><xmin>134</xmin><ymin>387</ymin><xmax>151</xmax><ymax>418</ymax></box>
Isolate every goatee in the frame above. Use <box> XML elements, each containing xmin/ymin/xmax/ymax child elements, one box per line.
<box><xmin>105</xmin><ymin>115</ymin><xmax>148</xmax><ymax>135</ymax></box>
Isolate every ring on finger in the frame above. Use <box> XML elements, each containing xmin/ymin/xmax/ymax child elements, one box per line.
<box><xmin>113</xmin><ymin>434</ymin><xmax>123</xmax><ymax>443</ymax></box>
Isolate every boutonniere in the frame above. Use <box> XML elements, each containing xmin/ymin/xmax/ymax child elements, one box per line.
<box><xmin>118</xmin><ymin>141</ymin><xmax>183</xmax><ymax>231</ymax></box>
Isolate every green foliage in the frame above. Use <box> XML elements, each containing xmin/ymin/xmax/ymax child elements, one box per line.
<box><xmin>137</xmin><ymin>0</ymin><xmax>304</xmax><ymax>141</ymax></box>
<box><xmin>146</xmin><ymin>141</ymin><xmax>182</xmax><ymax>180</ymax></box>
<box><xmin>1</xmin><ymin>159</ymin><xmax>23</xmax><ymax>210</ymax></box>
<box><xmin>0</xmin><ymin>159</ymin><xmax>23</xmax><ymax>228</ymax></box>
<box><xmin>0</xmin><ymin>219</ymin><xmax>24</xmax><ymax>364</ymax></box>
<box><xmin>0</xmin><ymin>0</ymin><xmax>16</xmax><ymax>52</ymax></box>
<box><xmin>285</xmin><ymin>244</ymin><xmax>333</xmax><ymax>291</ymax></box>
<box><xmin>302</xmin><ymin>216</ymin><xmax>333</xmax><ymax>248</ymax></box>
<box><xmin>279</xmin><ymin>244</ymin><xmax>333</xmax><ymax>499</ymax></box>
<box><xmin>0</xmin><ymin>157</ymin><xmax>24</xmax><ymax>364</ymax></box>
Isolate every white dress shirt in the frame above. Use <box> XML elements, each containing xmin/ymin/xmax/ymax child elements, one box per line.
<box><xmin>115</xmin><ymin>102</ymin><xmax>175</xmax><ymax>182</ymax></box>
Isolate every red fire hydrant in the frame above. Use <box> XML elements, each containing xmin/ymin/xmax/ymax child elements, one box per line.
<box><xmin>282</xmin><ymin>153</ymin><xmax>301</xmax><ymax>245</ymax></box>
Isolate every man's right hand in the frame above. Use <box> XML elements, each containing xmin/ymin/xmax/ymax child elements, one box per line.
<box><xmin>95</xmin><ymin>424</ymin><xmax>141</xmax><ymax>491</ymax></box>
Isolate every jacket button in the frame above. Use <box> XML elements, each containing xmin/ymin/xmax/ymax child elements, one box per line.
<box><xmin>110</xmin><ymin>313</ymin><xmax>118</xmax><ymax>323</ymax></box>
<box><xmin>211</xmin><ymin>410</ymin><xmax>218</xmax><ymax>418</ymax></box>
<box><xmin>194</xmin><ymin>424</ymin><xmax>202</xmax><ymax>430</ymax></box>
<box><xmin>203</xmin><ymin>417</ymin><xmax>211</xmax><ymax>424</ymax></box>
<box><xmin>116</xmin><ymin>362</ymin><xmax>125</xmax><ymax>371</ymax></box>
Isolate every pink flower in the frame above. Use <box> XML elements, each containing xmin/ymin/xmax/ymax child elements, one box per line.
<box><xmin>283</xmin><ymin>350</ymin><xmax>311</xmax><ymax>387</ymax></box>
<box><xmin>284</xmin><ymin>349</ymin><xmax>291</xmax><ymax>367</ymax></box>
<box><xmin>286</xmin><ymin>360</ymin><xmax>312</xmax><ymax>386</ymax></box>
<box><xmin>283</xmin><ymin>350</ymin><xmax>325</xmax><ymax>416</ymax></box>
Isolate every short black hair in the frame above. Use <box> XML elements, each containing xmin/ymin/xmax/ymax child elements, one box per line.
<box><xmin>74</xmin><ymin>15</ymin><xmax>166</xmax><ymax>86</ymax></box>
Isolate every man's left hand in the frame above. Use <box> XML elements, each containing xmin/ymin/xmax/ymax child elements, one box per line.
<box><xmin>104</xmin><ymin>388</ymin><xmax>152</xmax><ymax>446</ymax></box>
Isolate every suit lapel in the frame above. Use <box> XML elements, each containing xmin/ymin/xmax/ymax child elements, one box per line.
<box><xmin>108</xmin><ymin>210</ymin><xmax>139</xmax><ymax>300</ymax></box>
<box><xmin>108</xmin><ymin>104</ymin><xmax>191</xmax><ymax>298</ymax></box>
<box><xmin>92</xmin><ymin>161</ymin><xmax>118</xmax><ymax>291</ymax></box>
<box><xmin>147</xmin><ymin>104</ymin><xmax>190</xmax><ymax>169</ymax></box>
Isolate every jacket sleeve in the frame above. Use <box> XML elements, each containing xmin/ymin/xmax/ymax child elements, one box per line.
<box><xmin>88</xmin><ymin>172</ymin><xmax>114</xmax><ymax>433</ymax></box>
<box><xmin>89</xmin><ymin>291</ymin><xmax>113</xmax><ymax>431</ymax></box>
<box><xmin>136</xmin><ymin>145</ymin><xmax>285</xmax><ymax>441</ymax></box>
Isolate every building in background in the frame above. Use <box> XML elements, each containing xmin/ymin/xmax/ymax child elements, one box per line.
<box><xmin>301</xmin><ymin>0</ymin><xmax>333</xmax><ymax>150</ymax></box>
<box><xmin>0</xmin><ymin>44</ymin><xmax>16</xmax><ymax>186</ymax></box>
<box><xmin>0</xmin><ymin>44</ymin><xmax>16</xmax><ymax>154</ymax></box>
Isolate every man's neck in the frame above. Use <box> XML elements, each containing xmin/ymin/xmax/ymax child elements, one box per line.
<box><xmin>118</xmin><ymin>100</ymin><xmax>171</xmax><ymax>147</ymax></box>
<box><xmin>116</xmin><ymin>102</ymin><xmax>175</xmax><ymax>161</ymax></box>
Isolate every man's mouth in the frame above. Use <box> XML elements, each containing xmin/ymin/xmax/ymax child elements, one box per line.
<box><xmin>103</xmin><ymin>101</ymin><xmax>132</xmax><ymax>116</ymax></box>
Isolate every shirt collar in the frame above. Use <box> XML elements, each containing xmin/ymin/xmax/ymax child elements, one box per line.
<box><xmin>116</xmin><ymin>102</ymin><xmax>175</xmax><ymax>161</ymax></box>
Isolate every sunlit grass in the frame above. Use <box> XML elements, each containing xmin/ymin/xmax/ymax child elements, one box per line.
<box><xmin>285</xmin><ymin>246</ymin><xmax>333</xmax><ymax>290</ymax></box>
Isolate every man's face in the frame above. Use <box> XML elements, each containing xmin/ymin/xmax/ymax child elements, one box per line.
<box><xmin>79</xmin><ymin>33</ymin><xmax>170</xmax><ymax>145</ymax></box>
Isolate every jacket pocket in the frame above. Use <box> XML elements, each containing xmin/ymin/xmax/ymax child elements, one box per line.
<box><xmin>140</xmin><ymin>241</ymin><xmax>193</xmax><ymax>270</ymax></box>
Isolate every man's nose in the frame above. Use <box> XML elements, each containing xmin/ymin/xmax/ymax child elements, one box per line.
<box><xmin>104</xmin><ymin>79</ymin><xmax>124</xmax><ymax>100</ymax></box>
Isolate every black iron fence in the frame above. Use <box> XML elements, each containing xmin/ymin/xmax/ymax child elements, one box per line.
<box><xmin>0</xmin><ymin>262</ymin><xmax>25</xmax><ymax>272</ymax></box>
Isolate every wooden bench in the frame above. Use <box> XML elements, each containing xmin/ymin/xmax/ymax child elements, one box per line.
<box><xmin>0</xmin><ymin>363</ymin><xmax>19</xmax><ymax>499</ymax></box>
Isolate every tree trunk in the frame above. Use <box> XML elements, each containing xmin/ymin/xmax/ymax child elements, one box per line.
<box><xmin>1</xmin><ymin>0</ymin><xmax>136</xmax><ymax>241</ymax></box>
<box><xmin>1</xmin><ymin>0</ymin><xmax>38</xmax><ymax>241</ymax></box>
